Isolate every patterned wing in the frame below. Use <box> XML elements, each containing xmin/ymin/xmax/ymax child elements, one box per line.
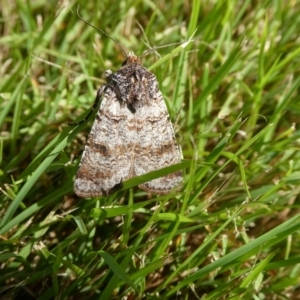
<box><xmin>74</xmin><ymin>87</ymin><xmax>136</xmax><ymax>197</ymax></box>
<box><xmin>134</xmin><ymin>82</ymin><xmax>182</xmax><ymax>194</ymax></box>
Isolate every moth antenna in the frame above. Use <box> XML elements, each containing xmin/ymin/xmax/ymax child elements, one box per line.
<box><xmin>76</xmin><ymin>5</ymin><xmax>127</xmax><ymax>59</ymax></box>
<box><xmin>135</xmin><ymin>21</ymin><xmax>158</xmax><ymax>56</ymax></box>
<box><xmin>141</xmin><ymin>41</ymin><xmax>192</xmax><ymax>58</ymax></box>
<box><xmin>135</xmin><ymin>21</ymin><xmax>150</xmax><ymax>45</ymax></box>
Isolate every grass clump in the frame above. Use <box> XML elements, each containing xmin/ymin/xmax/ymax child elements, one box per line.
<box><xmin>1</xmin><ymin>1</ymin><xmax>300</xmax><ymax>299</ymax></box>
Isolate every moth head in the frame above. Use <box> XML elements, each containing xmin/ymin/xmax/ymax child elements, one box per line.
<box><xmin>122</xmin><ymin>52</ymin><xmax>141</xmax><ymax>66</ymax></box>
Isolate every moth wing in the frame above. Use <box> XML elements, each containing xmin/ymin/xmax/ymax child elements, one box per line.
<box><xmin>74</xmin><ymin>88</ymin><xmax>135</xmax><ymax>197</ymax></box>
<box><xmin>135</xmin><ymin>91</ymin><xmax>182</xmax><ymax>194</ymax></box>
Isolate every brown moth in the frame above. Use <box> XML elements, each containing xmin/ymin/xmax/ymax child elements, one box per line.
<box><xmin>74</xmin><ymin>52</ymin><xmax>182</xmax><ymax>197</ymax></box>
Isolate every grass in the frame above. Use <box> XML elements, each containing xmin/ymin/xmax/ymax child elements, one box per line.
<box><xmin>1</xmin><ymin>0</ymin><xmax>300</xmax><ymax>299</ymax></box>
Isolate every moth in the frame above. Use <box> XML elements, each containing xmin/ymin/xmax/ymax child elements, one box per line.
<box><xmin>73</xmin><ymin>52</ymin><xmax>182</xmax><ymax>197</ymax></box>
<box><xmin>73</xmin><ymin>11</ymin><xmax>182</xmax><ymax>197</ymax></box>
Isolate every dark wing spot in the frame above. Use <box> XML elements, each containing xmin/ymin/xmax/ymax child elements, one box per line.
<box><xmin>127</xmin><ymin>103</ymin><xmax>136</xmax><ymax>113</ymax></box>
<box><xmin>90</xmin><ymin>143</ymin><xmax>108</xmax><ymax>155</ymax></box>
